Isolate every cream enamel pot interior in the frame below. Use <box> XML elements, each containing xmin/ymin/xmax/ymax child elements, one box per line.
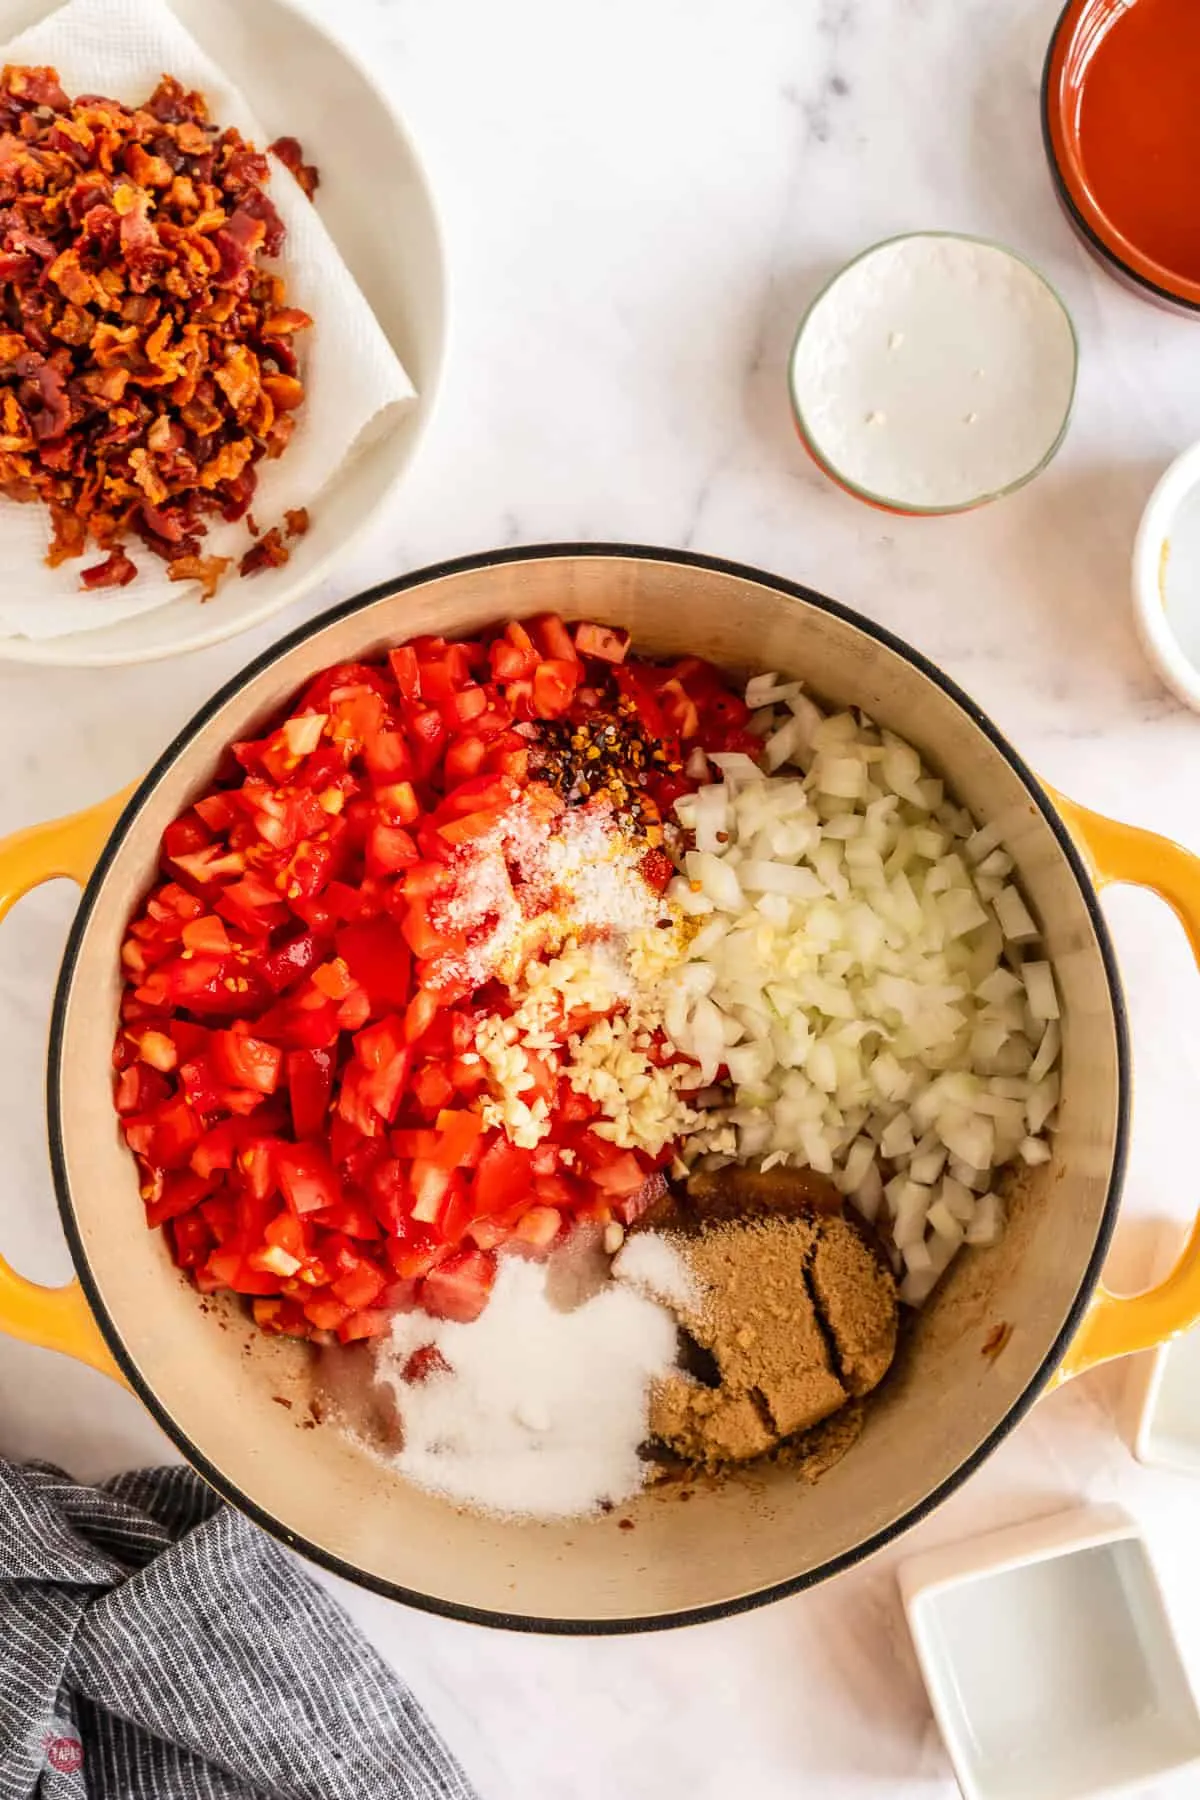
<box><xmin>5</xmin><ymin>545</ymin><xmax>1200</xmax><ymax>1634</ymax></box>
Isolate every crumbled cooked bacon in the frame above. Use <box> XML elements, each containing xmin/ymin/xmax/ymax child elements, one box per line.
<box><xmin>239</xmin><ymin>524</ymin><xmax>289</xmax><ymax>576</ymax></box>
<box><xmin>167</xmin><ymin>553</ymin><xmax>231</xmax><ymax>600</ymax></box>
<box><xmin>0</xmin><ymin>65</ymin><xmax>320</xmax><ymax>598</ymax></box>
<box><xmin>268</xmin><ymin>136</ymin><xmax>319</xmax><ymax>202</ymax></box>
<box><xmin>80</xmin><ymin>548</ymin><xmax>138</xmax><ymax>588</ymax></box>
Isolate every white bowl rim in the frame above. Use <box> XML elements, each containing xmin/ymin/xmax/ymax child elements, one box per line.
<box><xmin>1132</xmin><ymin>440</ymin><xmax>1200</xmax><ymax>713</ymax></box>
<box><xmin>899</xmin><ymin>1503</ymin><xmax>1200</xmax><ymax>1800</ymax></box>
<box><xmin>786</xmin><ymin>230</ymin><xmax>1079</xmax><ymax>517</ymax></box>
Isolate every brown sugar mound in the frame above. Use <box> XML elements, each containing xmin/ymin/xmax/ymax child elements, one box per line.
<box><xmin>625</xmin><ymin>1212</ymin><xmax>898</xmax><ymax>1469</ymax></box>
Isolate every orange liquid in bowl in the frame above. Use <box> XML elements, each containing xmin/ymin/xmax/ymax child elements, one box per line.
<box><xmin>1077</xmin><ymin>0</ymin><xmax>1200</xmax><ymax>285</ymax></box>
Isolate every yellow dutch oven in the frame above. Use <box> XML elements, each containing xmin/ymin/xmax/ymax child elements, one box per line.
<box><xmin>2</xmin><ymin>546</ymin><xmax>1199</xmax><ymax>1632</ymax></box>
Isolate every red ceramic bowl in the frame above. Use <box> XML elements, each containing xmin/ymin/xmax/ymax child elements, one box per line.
<box><xmin>1043</xmin><ymin>0</ymin><xmax>1200</xmax><ymax>315</ymax></box>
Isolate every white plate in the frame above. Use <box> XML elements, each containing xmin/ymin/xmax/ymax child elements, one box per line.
<box><xmin>0</xmin><ymin>0</ymin><xmax>447</xmax><ymax>666</ymax></box>
<box><xmin>899</xmin><ymin>1506</ymin><xmax>1200</xmax><ymax>1800</ymax></box>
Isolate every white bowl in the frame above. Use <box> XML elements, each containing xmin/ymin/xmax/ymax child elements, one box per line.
<box><xmin>899</xmin><ymin>1505</ymin><xmax>1200</xmax><ymax>1800</ymax></box>
<box><xmin>1132</xmin><ymin>441</ymin><xmax>1200</xmax><ymax>711</ymax></box>
<box><xmin>0</xmin><ymin>0</ymin><xmax>447</xmax><ymax>667</ymax></box>
<box><xmin>787</xmin><ymin>233</ymin><xmax>1077</xmax><ymax>515</ymax></box>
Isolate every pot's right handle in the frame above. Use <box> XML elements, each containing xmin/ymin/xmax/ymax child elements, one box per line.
<box><xmin>0</xmin><ymin>789</ymin><xmax>136</xmax><ymax>1385</ymax></box>
<box><xmin>1050</xmin><ymin>790</ymin><xmax>1200</xmax><ymax>1384</ymax></box>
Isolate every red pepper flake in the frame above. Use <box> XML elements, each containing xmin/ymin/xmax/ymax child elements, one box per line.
<box><xmin>284</xmin><ymin>506</ymin><xmax>309</xmax><ymax>540</ymax></box>
<box><xmin>0</xmin><ymin>64</ymin><xmax>317</xmax><ymax>599</ymax></box>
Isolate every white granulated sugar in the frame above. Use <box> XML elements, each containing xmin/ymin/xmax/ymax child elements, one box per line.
<box><xmin>542</xmin><ymin>810</ymin><xmax>665</xmax><ymax>935</ymax></box>
<box><xmin>613</xmin><ymin>1232</ymin><xmax>700</xmax><ymax>1312</ymax></box>
<box><xmin>374</xmin><ymin>1255</ymin><xmax>681</xmax><ymax>1519</ymax></box>
<box><xmin>435</xmin><ymin>797</ymin><xmax>670</xmax><ymax>992</ymax></box>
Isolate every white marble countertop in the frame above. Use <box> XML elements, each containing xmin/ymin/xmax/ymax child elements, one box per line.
<box><xmin>5</xmin><ymin>0</ymin><xmax>1200</xmax><ymax>1793</ymax></box>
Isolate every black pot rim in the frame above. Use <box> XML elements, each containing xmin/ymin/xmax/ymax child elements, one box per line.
<box><xmin>46</xmin><ymin>541</ymin><xmax>1131</xmax><ymax>1636</ymax></box>
<box><xmin>1040</xmin><ymin>0</ymin><xmax>1200</xmax><ymax>317</ymax></box>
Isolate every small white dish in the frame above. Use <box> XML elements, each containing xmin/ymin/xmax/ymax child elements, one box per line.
<box><xmin>1129</xmin><ymin>1221</ymin><xmax>1200</xmax><ymax>1476</ymax></box>
<box><xmin>787</xmin><ymin>232</ymin><xmax>1077</xmax><ymax>515</ymax></box>
<box><xmin>1133</xmin><ymin>441</ymin><xmax>1200</xmax><ymax>711</ymax></box>
<box><xmin>899</xmin><ymin>1505</ymin><xmax>1200</xmax><ymax>1800</ymax></box>
<box><xmin>0</xmin><ymin>0</ymin><xmax>447</xmax><ymax>667</ymax></box>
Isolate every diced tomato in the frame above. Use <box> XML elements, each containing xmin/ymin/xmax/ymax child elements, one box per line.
<box><xmin>407</xmin><ymin>708</ymin><xmax>446</xmax><ymax>779</ymax></box>
<box><xmin>443</xmin><ymin>734</ymin><xmax>488</xmax><ymax>783</ymax></box>
<box><xmin>123</xmin><ymin>1095</ymin><xmax>201</xmax><ymax>1170</ymax></box>
<box><xmin>193</xmin><ymin>791</ymin><xmax>241</xmax><ymax>833</ymax></box>
<box><xmin>437</xmin><ymin>807</ymin><xmax>506</xmax><ymax>845</ymax></box>
<box><xmin>421</xmin><ymin>1248</ymin><xmax>496</xmax><ymax>1323</ymax></box>
<box><xmin>314</xmin><ymin>1198</ymin><xmax>382</xmax><ymax>1240</ymax></box>
<box><xmin>337</xmin><ymin>1308</ymin><xmax>391</xmax><ymax>1343</ymax></box>
<box><xmin>433</xmin><ymin>1108</ymin><xmax>486</xmax><ymax>1168</ymax></box>
<box><xmin>588</xmin><ymin>1150</ymin><xmax>648</xmax><ymax>1196</ymax></box>
<box><xmin>211</xmin><ymin>1031</ymin><xmax>282</xmax><ymax>1095</ymax></box>
<box><xmin>170</xmin><ymin>1212</ymin><xmax>214</xmax><ymax>1270</ymax></box>
<box><xmin>472</xmin><ymin>1137</ymin><xmax>533</xmax><ymax>1215</ymax></box>
<box><xmin>574</xmin><ymin>621</ymin><xmax>629</xmax><ymax>663</ymax></box>
<box><xmin>405</xmin><ymin>988</ymin><xmax>439</xmax><ymax>1045</ymax></box>
<box><xmin>115</xmin><ymin>616</ymin><xmax>763</xmax><ymax>1337</ymax></box>
<box><xmin>351</xmin><ymin>1016</ymin><xmax>412</xmax><ymax>1123</ymax></box>
<box><xmin>115</xmin><ymin>1064</ymin><xmax>171</xmax><ymax>1116</ymax></box>
<box><xmin>530</xmin><ymin>614</ymin><xmax>579</xmax><ymax>663</ymax></box>
<box><xmin>276</xmin><ymin>1143</ymin><xmax>340</xmax><ymax>1216</ymax></box>
<box><xmin>217</xmin><ymin>874</ymin><xmax>290</xmax><ymax>937</ymax></box>
<box><xmin>260</xmin><ymin>930</ymin><xmax>322</xmax><ymax>994</ymax></box>
<box><xmin>287</xmin><ymin>1046</ymin><xmax>334</xmax><ymax>1138</ymax></box>
<box><xmin>145</xmin><ymin>1170</ymin><xmax>213</xmax><ymax>1228</ymax></box>
<box><xmin>304</xmin><ymin>1294</ymin><xmax>352</xmax><ymax>1331</ymax></box>
<box><xmin>410</xmin><ymin>1160</ymin><xmax>451</xmax><ymax>1223</ymax></box>
<box><xmin>401</xmin><ymin>897</ymin><xmax>466</xmax><ymax>963</ymax></box>
<box><xmin>181</xmin><ymin>915</ymin><xmax>233</xmax><ymax>956</ymax></box>
<box><xmin>490</xmin><ymin>640</ymin><xmax>535</xmax><ymax>682</ymax></box>
<box><xmin>412</xmin><ymin>1060</ymin><xmax>455</xmax><ymax>1114</ymax></box>
<box><xmin>511</xmin><ymin>1205</ymin><xmax>562</xmax><ymax>1250</ymax></box>
<box><xmin>331</xmin><ymin>1259</ymin><xmax>387</xmax><ymax>1310</ymax></box>
<box><xmin>238</xmin><ymin>1137</ymin><xmax>280</xmax><ymax>1203</ymax></box>
<box><xmin>532</xmin><ymin>658</ymin><xmax>580</xmax><ymax>718</ymax></box>
<box><xmin>363</xmin><ymin>729</ymin><xmax>412</xmax><ymax>785</ymax></box>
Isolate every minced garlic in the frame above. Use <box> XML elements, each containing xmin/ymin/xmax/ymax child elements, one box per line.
<box><xmin>566</xmin><ymin>1007</ymin><xmax>702</xmax><ymax>1158</ymax></box>
<box><xmin>472</xmin><ymin>936</ymin><xmax>701</xmax><ymax>1161</ymax></box>
<box><xmin>476</xmin><ymin>1015</ymin><xmax>551</xmax><ymax>1148</ymax></box>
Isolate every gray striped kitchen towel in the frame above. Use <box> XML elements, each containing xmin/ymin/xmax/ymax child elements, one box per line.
<box><xmin>0</xmin><ymin>1458</ymin><xmax>479</xmax><ymax>1800</ymax></box>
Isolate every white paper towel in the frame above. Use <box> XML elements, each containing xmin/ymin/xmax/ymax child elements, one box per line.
<box><xmin>0</xmin><ymin>0</ymin><xmax>416</xmax><ymax>639</ymax></box>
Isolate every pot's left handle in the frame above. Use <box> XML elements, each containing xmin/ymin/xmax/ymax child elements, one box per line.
<box><xmin>0</xmin><ymin>788</ymin><xmax>137</xmax><ymax>1385</ymax></box>
<box><xmin>1051</xmin><ymin>791</ymin><xmax>1200</xmax><ymax>1385</ymax></box>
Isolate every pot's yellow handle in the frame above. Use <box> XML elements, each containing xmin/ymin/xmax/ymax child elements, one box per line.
<box><xmin>0</xmin><ymin>788</ymin><xmax>136</xmax><ymax>1385</ymax></box>
<box><xmin>1051</xmin><ymin>790</ymin><xmax>1200</xmax><ymax>1384</ymax></box>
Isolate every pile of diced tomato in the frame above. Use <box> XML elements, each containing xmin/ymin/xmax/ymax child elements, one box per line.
<box><xmin>114</xmin><ymin>615</ymin><xmax>759</xmax><ymax>1343</ymax></box>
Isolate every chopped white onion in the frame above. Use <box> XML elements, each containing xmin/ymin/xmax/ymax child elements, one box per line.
<box><xmin>994</xmin><ymin>886</ymin><xmax>1039</xmax><ymax>943</ymax></box>
<box><xmin>669</xmin><ymin>691</ymin><xmax>1059</xmax><ymax>1306</ymax></box>
<box><xmin>1022</xmin><ymin>960</ymin><xmax>1060</xmax><ymax>1023</ymax></box>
